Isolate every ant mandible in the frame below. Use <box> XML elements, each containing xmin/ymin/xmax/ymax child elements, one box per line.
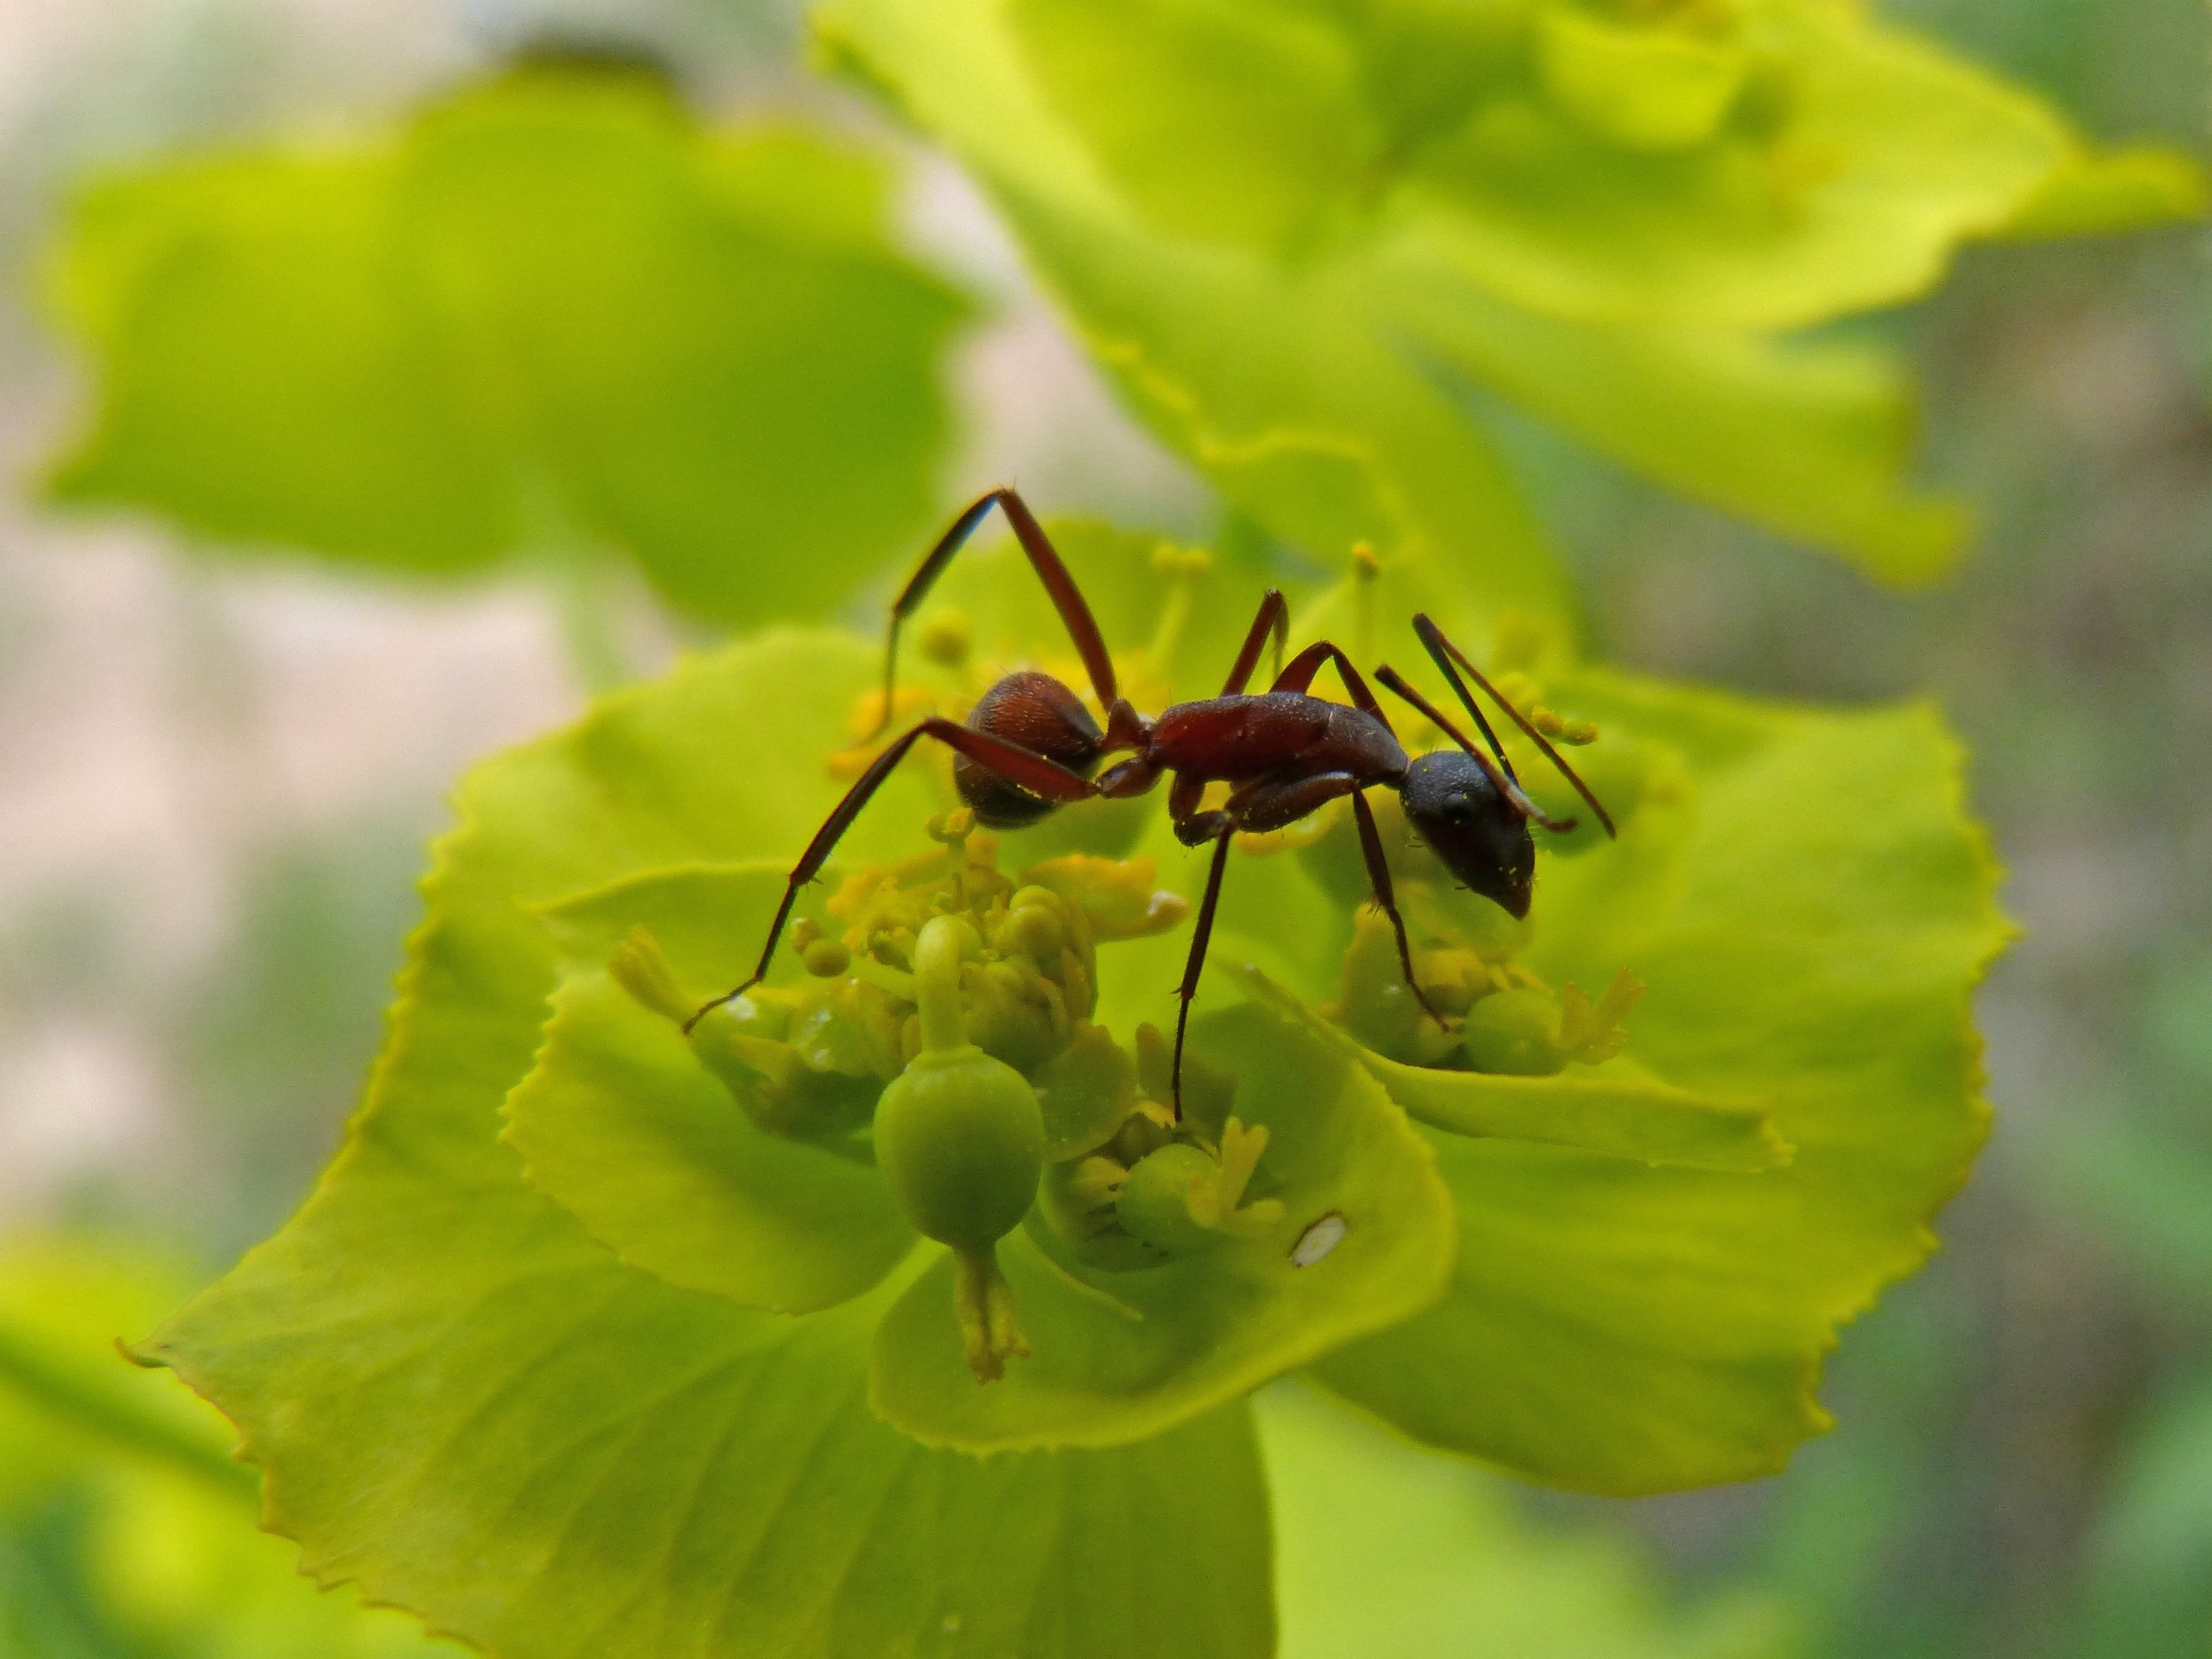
<box><xmin>688</xmin><ymin>487</ymin><xmax>1615</xmax><ymax>1115</ymax></box>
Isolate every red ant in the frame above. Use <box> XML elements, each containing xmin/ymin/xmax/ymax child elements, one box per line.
<box><xmin>689</xmin><ymin>487</ymin><xmax>1613</xmax><ymax>1113</ymax></box>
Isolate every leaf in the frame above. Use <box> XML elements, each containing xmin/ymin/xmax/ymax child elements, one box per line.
<box><xmin>1008</xmin><ymin>0</ymin><xmax>1374</xmax><ymax>253</ymax></box>
<box><xmin>137</xmin><ymin>632</ymin><xmax>1276</xmax><ymax>1659</ymax></box>
<box><xmin>45</xmin><ymin>68</ymin><xmax>970</xmax><ymax>626</ymax></box>
<box><xmin>819</xmin><ymin>0</ymin><xmax>1573</xmax><ymax>623</ymax></box>
<box><xmin>1311</xmin><ymin>685</ymin><xmax>2008</xmax><ymax>1491</ymax></box>
<box><xmin>813</xmin><ymin>0</ymin><xmax>2085</xmax><ymax>599</ymax></box>
<box><xmin>1992</xmin><ymin>143</ymin><xmax>2210</xmax><ymax>241</ymax></box>
<box><xmin>2068</xmin><ymin>1381</ymin><xmax>2212</xmax><ymax>1657</ymax></box>
<box><xmin>1393</xmin><ymin>1</ymin><xmax>2175</xmax><ymax>330</ymax></box>
<box><xmin>1363</xmin><ymin>264</ymin><xmax>1972</xmax><ymax>583</ymax></box>
<box><xmin>943</xmin><ymin>0</ymin><xmax>2199</xmax><ymax>332</ymax></box>
<box><xmin>0</xmin><ymin>1236</ymin><xmax>458</xmax><ymax>1657</ymax></box>
<box><xmin>1236</xmin><ymin>965</ymin><xmax>1790</xmax><ymax>1174</ymax></box>
<box><xmin>503</xmin><ymin>869</ymin><xmax>917</xmax><ymax>1316</ymax></box>
<box><xmin>47</xmin><ymin>149</ymin><xmax>512</xmax><ymax>577</ymax></box>
<box><xmin>869</xmin><ymin>1000</ymin><xmax>1455</xmax><ymax>1452</ymax></box>
<box><xmin>1262</xmin><ymin>1384</ymin><xmax>1792</xmax><ymax>1659</ymax></box>
<box><xmin>0</xmin><ymin>1238</ymin><xmax>247</xmax><ymax>1511</ymax></box>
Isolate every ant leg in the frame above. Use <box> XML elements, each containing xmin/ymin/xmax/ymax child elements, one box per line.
<box><xmin>686</xmin><ymin>717</ymin><xmax>1099</xmax><ymax>1031</ymax></box>
<box><xmin>1169</xmin><ymin>828</ymin><xmax>1236</xmax><ymax>1122</ymax></box>
<box><xmin>1411</xmin><ymin>614</ymin><xmax>1614</xmax><ymax>838</ymax></box>
<box><xmin>1219</xmin><ymin>590</ymin><xmax>1289</xmax><ymax>695</ymax></box>
<box><xmin>1372</xmin><ymin>666</ymin><xmax>1577</xmax><ymax>835</ymax></box>
<box><xmin>1272</xmin><ymin>640</ymin><xmax>1394</xmax><ymax>735</ymax></box>
<box><xmin>875</xmin><ymin>488</ymin><xmax>1119</xmax><ymax>735</ymax></box>
<box><xmin>1221</xmin><ymin>766</ymin><xmax>1359</xmax><ymax>832</ymax></box>
<box><xmin>1167</xmin><ymin>770</ymin><xmax>1206</xmax><ymax>822</ymax></box>
<box><xmin>1350</xmin><ymin>790</ymin><xmax>1450</xmax><ymax>1029</ymax></box>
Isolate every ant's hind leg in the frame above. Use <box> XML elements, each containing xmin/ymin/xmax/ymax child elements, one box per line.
<box><xmin>686</xmin><ymin>717</ymin><xmax>1099</xmax><ymax>1031</ymax></box>
<box><xmin>874</xmin><ymin>489</ymin><xmax>1121</xmax><ymax>735</ymax></box>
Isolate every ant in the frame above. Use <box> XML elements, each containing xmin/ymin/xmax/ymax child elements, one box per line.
<box><xmin>689</xmin><ymin>487</ymin><xmax>1613</xmax><ymax>1114</ymax></box>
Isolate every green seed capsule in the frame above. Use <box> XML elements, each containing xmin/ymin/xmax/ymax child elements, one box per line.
<box><xmin>1460</xmin><ymin>987</ymin><xmax>1567</xmax><ymax>1076</ymax></box>
<box><xmin>875</xmin><ymin>1045</ymin><xmax>1044</xmax><ymax>1251</ymax></box>
<box><xmin>1116</xmin><ymin>1143</ymin><xmax>1223</xmax><ymax>1254</ymax></box>
<box><xmin>802</xmin><ymin>936</ymin><xmax>852</xmax><ymax>977</ymax></box>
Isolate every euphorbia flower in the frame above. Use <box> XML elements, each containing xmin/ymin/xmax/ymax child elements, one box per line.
<box><xmin>137</xmin><ymin>529</ymin><xmax>2005</xmax><ymax>1656</ymax></box>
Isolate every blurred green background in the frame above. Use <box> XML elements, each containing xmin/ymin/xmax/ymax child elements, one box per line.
<box><xmin>0</xmin><ymin>0</ymin><xmax>2204</xmax><ymax>1655</ymax></box>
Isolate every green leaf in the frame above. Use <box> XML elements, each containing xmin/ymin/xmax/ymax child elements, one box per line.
<box><xmin>1391</xmin><ymin>0</ymin><xmax>2197</xmax><ymax>329</ymax></box>
<box><xmin>1992</xmin><ymin>143</ymin><xmax>2209</xmax><ymax>241</ymax></box>
<box><xmin>933</xmin><ymin>0</ymin><xmax>2196</xmax><ymax>332</ymax></box>
<box><xmin>0</xmin><ymin>1239</ymin><xmax>248</xmax><ymax>1511</ymax></box>
<box><xmin>814</xmin><ymin>0</ymin><xmax>2082</xmax><ymax>599</ymax></box>
<box><xmin>137</xmin><ymin>632</ymin><xmax>1276</xmax><ymax>1659</ymax></box>
<box><xmin>869</xmin><ymin>1000</ymin><xmax>1455</xmax><ymax>1451</ymax></box>
<box><xmin>1008</xmin><ymin>0</ymin><xmax>1374</xmax><ymax>253</ymax></box>
<box><xmin>45</xmin><ymin>68</ymin><xmax>970</xmax><ymax>626</ymax></box>
<box><xmin>503</xmin><ymin>868</ymin><xmax>917</xmax><ymax>1317</ymax></box>
<box><xmin>47</xmin><ymin>150</ymin><xmax>512</xmax><ymax>577</ymax></box>
<box><xmin>1362</xmin><ymin>265</ymin><xmax>1972</xmax><ymax>583</ymax></box>
<box><xmin>1263</xmin><ymin>1384</ymin><xmax>1791</xmax><ymax>1659</ymax></box>
<box><xmin>1236</xmin><ymin>965</ymin><xmax>1789</xmax><ymax>1174</ymax></box>
<box><xmin>2069</xmin><ymin>1381</ymin><xmax>2212</xmax><ymax>1656</ymax></box>
<box><xmin>1311</xmin><ymin>683</ymin><xmax>2007</xmax><ymax>1492</ymax></box>
<box><xmin>0</xmin><ymin>1236</ymin><xmax>458</xmax><ymax>1657</ymax></box>
<box><xmin>819</xmin><ymin>0</ymin><xmax>1573</xmax><ymax>623</ymax></box>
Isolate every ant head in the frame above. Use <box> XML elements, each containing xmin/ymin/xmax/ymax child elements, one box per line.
<box><xmin>1401</xmin><ymin>750</ymin><xmax>1535</xmax><ymax>919</ymax></box>
<box><xmin>955</xmin><ymin>670</ymin><xmax>1104</xmax><ymax>828</ymax></box>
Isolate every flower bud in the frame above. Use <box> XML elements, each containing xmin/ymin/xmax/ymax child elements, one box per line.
<box><xmin>1116</xmin><ymin>1143</ymin><xmax>1220</xmax><ymax>1253</ymax></box>
<box><xmin>875</xmin><ymin>1045</ymin><xmax>1044</xmax><ymax>1250</ymax></box>
<box><xmin>1459</xmin><ymin>987</ymin><xmax>1569</xmax><ymax>1076</ymax></box>
<box><xmin>875</xmin><ymin>913</ymin><xmax>1046</xmax><ymax>1381</ymax></box>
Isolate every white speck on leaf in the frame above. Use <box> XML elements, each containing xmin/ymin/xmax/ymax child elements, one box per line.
<box><xmin>1290</xmin><ymin>1212</ymin><xmax>1346</xmax><ymax>1267</ymax></box>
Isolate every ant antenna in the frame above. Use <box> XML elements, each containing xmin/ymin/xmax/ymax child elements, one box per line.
<box><xmin>1410</xmin><ymin>615</ymin><xmax>1615</xmax><ymax>839</ymax></box>
<box><xmin>1373</xmin><ymin>666</ymin><xmax>1575</xmax><ymax>833</ymax></box>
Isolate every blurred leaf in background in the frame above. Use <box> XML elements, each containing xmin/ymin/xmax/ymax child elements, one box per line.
<box><xmin>1262</xmin><ymin>1384</ymin><xmax>1796</xmax><ymax>1659</ymax></box>
<box><xmin>0</xmin><ymin>1236</ymin><xmax>456</xmax><ymax>1658</ymax></box>
<box><xmin>819</xmin><ymin>0</ymin><xmax>2200</xmax><ymax>594</ymax></box>
<box><xmin>42</xmin><ymin>60</ymin><xmax>972</xmax><ymax>629</ymax></box>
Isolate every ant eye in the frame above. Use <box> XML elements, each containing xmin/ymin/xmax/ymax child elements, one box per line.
<box><xmin>1444</xmin><ymin>792</ymin><xmax>1471</xmax><ymax>820</ymax></box>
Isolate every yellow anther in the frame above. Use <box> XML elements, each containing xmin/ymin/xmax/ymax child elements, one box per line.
<box><xmin>844</xmin><ymin>683</ymin><xmax>936</xmax><ymax>744</ymax></box>
<box><xmin>1149</xmin><ymin>541</ymin><xmax>1212</xmax><ymax>579</ymax></box>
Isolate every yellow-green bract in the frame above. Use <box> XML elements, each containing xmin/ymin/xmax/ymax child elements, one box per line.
<box><xmin>135</xmin><ymin>519</ymin><xmax>2007</xmax><ymax>1656</ymax></box>
<box><xmin>41</xmin><ymin>68</ymin><xmax>971</xmax><ymax>628</ymax></box>
<box><xmin>818</xmin><ymin>0</ymin><xmax>2200</xmax><ymax>590</ymax></box>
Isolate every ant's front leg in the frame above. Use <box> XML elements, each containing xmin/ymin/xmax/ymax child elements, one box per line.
<box><xmin>1167</xmin><ymin>772</ymin><xmax>1224</xmax><ymax>846</ymax></box>
<box><xmin>1348</xmin><ymin>789</ymin><xmax>1451</xmax><ymax>1031</ymax></box>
